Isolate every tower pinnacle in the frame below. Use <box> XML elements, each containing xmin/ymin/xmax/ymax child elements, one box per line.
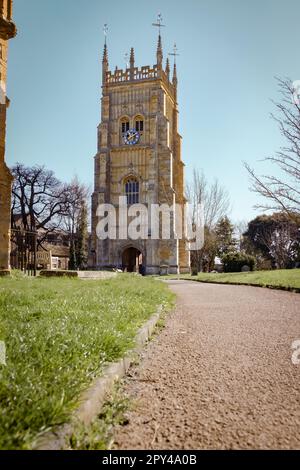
<box><xmin>102</xmin><ymin>24</ymin><xmax>109</xmax><ymax>86</ymax></box>
<box><xmin>172</xmin><ymin>62</ymin><xmax>178</xmax><ymax>87</ymax></box>
<box><xmin>157</xmin><ymin>34</ymin><xmax>163</xmax><ymax>68</ymax></box>
<box><xmin>152</xmin><ymin>13</ymin><xmax>165</xmax><ymax>69</ymax></box>
<box><xmin>130</xmin><ymin>47</ymin><xmax>135</xmax><ymax>68</ymax></box>
<box><xmin>102</xmin><ymin>42</ymin><xmax>108</xmax><ymax>63</ymax></box>
<box><xmin>165</xmin><ymin>57</ymin><xmax>170</xmax><ymax>80</ymax></box>
<box><xmin>130</xmin><ymin>47</ymin><xmax>135</xmax><ymax>80</ymax></box>
<box><xmin>169</xmin><ymin>43</ymin><xmax>179</xmax><ymax>88</ymax></box>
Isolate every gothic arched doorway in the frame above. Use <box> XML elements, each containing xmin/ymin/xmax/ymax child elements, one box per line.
<box><xmin>122</xmin><ymin>247</ymin><xmax>143</xmax><ymax>274</ymax></box>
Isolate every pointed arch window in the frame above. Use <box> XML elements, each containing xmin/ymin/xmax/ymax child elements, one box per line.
<box><xmin>125</xmin><ymin>177</ymin><xmax>139</xmax><ymax>205</ymax></box>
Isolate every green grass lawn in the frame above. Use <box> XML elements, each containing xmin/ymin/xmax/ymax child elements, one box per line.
<box><xmin>0</xmin><ymin>274</ymin><xmax>174</xmax><ymax>450</ymax></box>
<box><xmin>174</xmin><ymin>269</ymin><xmax>300</xmax><ymax>289</ymax></box>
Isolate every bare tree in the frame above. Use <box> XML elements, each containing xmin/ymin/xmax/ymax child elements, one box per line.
<box><xmin>64</xmin><ymin>177</ymin><xmax>90</xmax><ymax>270</ymax></box>
<box><xmin>244</xmin><ymin>77</ymin><xmax>300</xmax><ymax>217</ymax></box>
<box><xmin>186</xmin><ymin>169</ymin><xmax>231</xmax><ymax>230</ymax></box>
<box><xmin>63</xmin><ymin>177</ymin><xmax>90</xmax><ymax>236</ymax></box>
<box><xmin>186</xmin><ymin>169</ymin><xmax>231</xmax><ymax>272</ymax></box>
<box><xmin>235</xmin><ymin>220</ymin><xmax>248</xmax><ymax>251</ymax></box>
<box><xmin>11</xmin><ymin>164</ymin><xmax>70</xmax><ymax>245</ymax></box>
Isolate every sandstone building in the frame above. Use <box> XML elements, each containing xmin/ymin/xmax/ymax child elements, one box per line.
<box><xmin>11</xmin><ymin>215</ymin><xmax>71</xmax><ymax>271</ymax></box>
<box><xmin>0</xmin><ymin>0</ymin><xmax>16</xmax><ymax>272</ymax></box>
<box><xmin>91</xmin><ymin>28</ymin><xmax>190</xmax><ymax>274</ymax></box>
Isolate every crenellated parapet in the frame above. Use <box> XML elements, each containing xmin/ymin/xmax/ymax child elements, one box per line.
<box><xmin>106</xmin><ymin>65</ymin><xmax>158</xmax><ymax>84</ymax></box>
<box><xmin>101</xmin><ymin>19</ymin><xmax>178</xmax><ymax>102</ymax></box>
<box><xmin>105</xmin><ymin>65</ymin><xmax>177</xmax><ymax>100</ymax></box>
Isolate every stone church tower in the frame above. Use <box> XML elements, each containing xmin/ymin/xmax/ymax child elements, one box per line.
<box><xmin>91</xmin><ymin>28</ymin><xmax>190</xmax><ymax>274</ymax></box>
<box><xmin>0</xmin><ymin>0</ymin><xmax>16</xmax><ymax>272</ymax></box>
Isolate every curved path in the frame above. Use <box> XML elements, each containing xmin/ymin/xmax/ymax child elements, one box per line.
<box><xmin>114</xmin><ymin>280</ymin><xmax>300</xmax><ymax>449</ymax></box>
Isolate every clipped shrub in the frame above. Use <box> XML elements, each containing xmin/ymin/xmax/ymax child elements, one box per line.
<box><xmin>39</xmin><ymin>270</ymin><xmax>78</xmax><ymax>278</ymax></box>
<box><xmin>221</xmin><ymin>252</ymin><xmax>256</xmax><ymax>273</ymax></box>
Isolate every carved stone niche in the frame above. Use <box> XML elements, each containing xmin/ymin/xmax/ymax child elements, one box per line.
<box><xmin>100</xmin><ymin>123</ymin><xmax>108</xmax><ymax>148</ymax></box>
<box><xmin>0</xmin><ymin>18</ymin><xmax>16</xmax><ymax>40</ymax></box>
<box><xmin>128</xmin><ymin>162</ymin><xmax>134</xmax><ymax>173</ymax></box>
<box><xmin>150</xmin><ymin>94</ymin><xmax>158</xmax><ymax>113</ymax></box>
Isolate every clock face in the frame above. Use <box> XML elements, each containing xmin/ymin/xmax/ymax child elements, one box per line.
<box><xmin>124</xmin><ymin>129</ymin><xmax>140</xmax><ymax>146</ymax></box>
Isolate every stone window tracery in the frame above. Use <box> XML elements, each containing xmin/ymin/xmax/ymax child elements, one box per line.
<box><xmin>125</xmin><ymin>177</ymin><xmax>139</xmax><ymax>205</ymax></box>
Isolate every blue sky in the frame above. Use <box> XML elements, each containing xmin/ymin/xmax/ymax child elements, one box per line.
<box><xmin>6</xmin><ymin>0</ymin><xmax>300</xmax><ymax>222</ymax></box>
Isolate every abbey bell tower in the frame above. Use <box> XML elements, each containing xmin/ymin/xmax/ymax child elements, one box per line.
<box><xmin>91</xmin><ymin>18</ymin><xmax>190</xmax><ymax>274</ymax></box>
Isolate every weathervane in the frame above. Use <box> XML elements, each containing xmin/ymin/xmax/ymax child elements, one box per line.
<box><xmin>152</xmin><ymin>13</ymin><xmax>166</xmax><ymax>34</ymax></box>
<box><xmin>103</xmin><ymin>23</ymin><xmax>108</xmax><ymax>44</ymax></box>
<box><xmin>124</xmin><ymin>52</ymin><xmax>129</xmax><ymax>68</ymax></box>
<box><xmin>169</xmin><ymin>43</ymin><xmax>179</xmax><ymax>63</ymax></box>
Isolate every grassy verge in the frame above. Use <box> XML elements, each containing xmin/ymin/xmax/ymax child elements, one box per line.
<box><xmin>68</xmin><ymin>385</ymin><xmax>131</xmax><ymax>450</ymax></box>
<box><xmin>167</xmin><ymin>269</ymin><xmax>300</xmax><ymax>290</ymax></box>
<box><xmin>69</xmin><ymin>310</ymin><xmax>168</xmax><ymax>451</ymax></box>
<box><xmin>0</xmin><ymin>274</ymin><xmax>174</xmax><ymax>450</ymax></box>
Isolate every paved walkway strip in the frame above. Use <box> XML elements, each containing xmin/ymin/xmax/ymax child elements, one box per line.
<box><xmin>114</xmin><ymin>280</ymin><xmax>300</xmax><ymax>450</ymax></box>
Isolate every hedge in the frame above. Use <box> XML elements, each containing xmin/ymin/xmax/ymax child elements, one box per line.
<box><xmin>39</xmin><ymin>270</ymin><xmax>78</xmax><ymax>278</ymax></box>
<box><xmin>221</xmin><ymin>252</ymin><xmax>256</xmax><ymax>273</ymax></box>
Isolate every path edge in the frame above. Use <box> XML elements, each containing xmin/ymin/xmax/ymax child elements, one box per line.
<box><xmin>170</xmin><ymin>278</ymin><xmax>300</xmax><ymax>294</ymax></box>
<box><xmin>33</xmin><ymin>305</ymin><xmax>163</xmax><ymax>451</ymax></box>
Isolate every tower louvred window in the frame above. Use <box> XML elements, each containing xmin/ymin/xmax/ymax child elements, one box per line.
<box><xmin>135</xmin><ymin>118</ymin><xmax>144</xmax><ymax>133</ymax></box>
<box><xmin>125</xmin><ymin>178</ymin><xmax>139</xmax><ymax>205</ymax></box>
<box><xmin>121</xmin><ymin>120</ymin><xmax>130</xmax><ymax>134</ymax></box>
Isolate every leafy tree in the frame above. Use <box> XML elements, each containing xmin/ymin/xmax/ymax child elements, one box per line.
<box><xmin>215</xmin><ymin>216</ymin><xmax>237</xmax><ymax>256</ymax></box>
<box><xmin>75</xmin><ymin>201</ymin><xmax>88</xmax><ymax>270</ymax></box>
<box><xmin>244</xmin><ymin>212</ymin><xmax>300</xmax><ymax>269</ymax></box>
<box><xmin>68</xmin><ymin>241</ymin><xmax>77</xmax><ymax>271</ymax></box>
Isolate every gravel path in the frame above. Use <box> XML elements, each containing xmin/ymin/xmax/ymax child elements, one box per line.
<box><xmin>114</xmin><ymin>280</ymin><xmax>300</xmax><ymax>450</ymax></box>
